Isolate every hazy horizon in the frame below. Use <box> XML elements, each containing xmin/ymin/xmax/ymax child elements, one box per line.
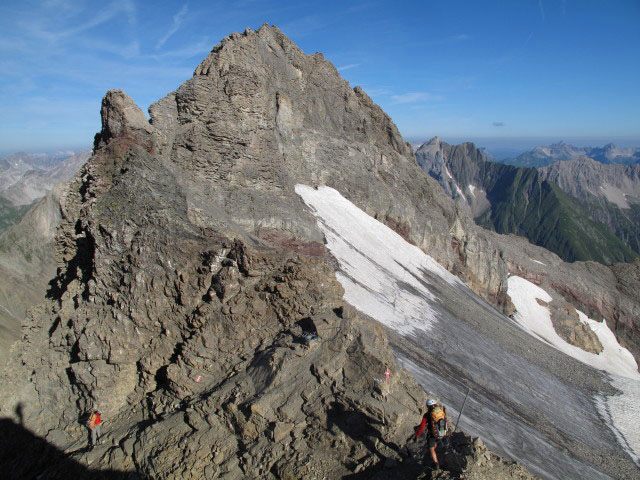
<box><xmin>408</xmin><ymin>135</ymin><xmax>640</xmax><ymax>159</ymax></box>
<box><xmin>3</xmin><ymin>136</ymin><xmax>640</xmax><ymax>162</ymax></box>
<box><xmin>1</xmin><ymin>1</ymin><xmax>639</xmax><ymax>154</ymax></box>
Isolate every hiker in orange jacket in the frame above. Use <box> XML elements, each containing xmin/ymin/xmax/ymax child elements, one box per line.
<box><xmin>415</xmin><ymin>399</ymin><xmax>448</xmax><ymax>470</ymax></box>
<box><xmin>87</xmin><ymin>410</ymin><xmax>103</xmax><ymax>448</ymax></box>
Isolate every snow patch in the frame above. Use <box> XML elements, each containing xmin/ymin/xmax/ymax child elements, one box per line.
<box><xmin>600</xmin><ymin>183</ymin><xmax>630</xmax><ymax>209</ymax></box>
<box><xmin>597</xmin><ymin>376</ymin><xmax>640</xmax><ymax>466</ymax></box>
<box><xmin>508</xmin><ymin>275</ymin><xmax>640</xmax><ymax>464</ymax></box>
<box><xmin>468</xmin><ymin>184</ymin><xmax>476</xmax><ymax>198</ymax></box>
<box><xmin>532</xmin><ymin>260</ymin><xmax>546</xmax><ymax>266</ymax></box>
<box><xmin>444</xmin><ymin>165</ymin><xmax>453</xmax><ymax>179</ymax></box>
<box><xmin>295</xmin><ymin>184</ymin><xmax>461</xmax><ymax>335</ymax></box>
<box><xmin>507</xmin><ymin>275</ymin><xmax>639</xmax><ymax>380</ymax></box>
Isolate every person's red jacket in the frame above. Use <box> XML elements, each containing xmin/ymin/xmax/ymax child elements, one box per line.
<box><xmin>415</xmin><ymin>412</ymin><xmax>429</xmax><ymax>437</ymax></box>
<box><xmin>89</xmin><ymin>412</ymin><xmax>102</xmax><ymax>428</ymax></box>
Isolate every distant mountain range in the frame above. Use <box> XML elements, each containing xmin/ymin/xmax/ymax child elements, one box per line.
<box><xmin>0</xmin><ymin>150</ymin><xmax>89</xmax><ymax>233</ymax></box>
<box><xmin>500</xmin><ymin>141</ymin><xmax>640</xmax><ymax>168</ymax></box>
<box><xmin>417</xmin><ymin>137</ymin><xmax>638</xmax><ymax>264</ymax></box>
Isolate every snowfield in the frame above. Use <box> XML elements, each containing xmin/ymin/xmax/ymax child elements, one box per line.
<box><xmin>507</xmin><ymin>276</ymin><xmax>639</xmax><ymax>380</ymax></box>
<box><xmin>295</xmin><ymin>184</ymin><xmax>461</xmax><ymax>335</ymax></box>
<box><xmin>444</xmin><ymin>165</ymin><xmax>453</xmax><ymax>179</ymax></box>
<box><xmin>508</xmin><ymin>275</ymin><xmax>640</xmax><ymax>464</ymax></box>
<box><xmin>296</xmin><ymin>184</ymin><xmax>640</xmax><ymax>478</ymax></box>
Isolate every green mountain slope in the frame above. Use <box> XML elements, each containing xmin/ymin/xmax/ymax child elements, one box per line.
<box><xmin>416</xmin><ymin>138</ymin><xmax>638</xmax><ymax>265</ymax></box>
<box><xmin>537</xmin><ymin>158</ymin><xmax>640</xmax><ymax>255</ymax></box>
<box><xmin>476</xmin><ymin>171</ymin><xmax>637</xmax><ymax>264</ymax></box>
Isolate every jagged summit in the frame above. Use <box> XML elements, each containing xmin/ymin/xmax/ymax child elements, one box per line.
<box><xmin>93</xmin><ymin>24</ymin><xmax>506</xmax><ymax>306</ymax></box>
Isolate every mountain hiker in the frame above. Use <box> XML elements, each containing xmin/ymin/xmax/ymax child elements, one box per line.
<box><xmin>87</xmin><ymin>409</ymin><xmax>103</xmax><ymax>448</ymax></box>
<box><xmin>414</xmin><ymin>398</ymin><xmax>448</xmax><ymax>470</ymax></box>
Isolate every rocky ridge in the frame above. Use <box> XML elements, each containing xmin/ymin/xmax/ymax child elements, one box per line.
<box><xmin>0</xmin><ymin>25</ymin><xmax>540</xmax><ymax>479</ymax></box>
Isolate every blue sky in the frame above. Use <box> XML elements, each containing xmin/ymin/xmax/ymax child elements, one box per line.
<box><xmin>1</xmin><ymin>0</ymin><xmax>639</xmax><ymax>155</ymax></box>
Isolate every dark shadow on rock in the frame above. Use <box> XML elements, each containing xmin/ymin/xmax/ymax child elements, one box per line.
<box><xmin>327</xmin><ymin>401</ymin><xmax>402</xmax><ymax>459</ymax></box>
<box><xmin>0</xmin><ymin>417</ymin><xmax>144</xmax><ymax>480</ymax></box>
<box><xmin>327</xmin><ymin>401</ymin><xmax>410</xmax><ymax>478</ymax></box>
<box><xmin>439</xmin><ymin>431</ymin><xmax>473</xmax><ymax>474</ymax></box>
<box><xmin>342</xmin><ymin>460</ymin><xmax>426</xmax><ymax>480</ymax></box>
<box><xmin>14</xmin><ymin>403</ymin><xmax>23</xmax><ymax>426</ymax></box>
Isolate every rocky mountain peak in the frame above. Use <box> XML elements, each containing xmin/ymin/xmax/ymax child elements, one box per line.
<box><xmin>152</xmin><ymin>23</ymin><xmax>412</xmax><ymax>161</ymax></box>
<box><xmin>95</xmin><ymin>89</ymin><xmax>155</xmax><ymax>150</ymax></box>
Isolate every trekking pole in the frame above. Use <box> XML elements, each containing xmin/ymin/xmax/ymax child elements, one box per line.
<box><xmin>454</xmin><ymin>386</ymin><xmax>471</xmax><ymax>432</ymax></box>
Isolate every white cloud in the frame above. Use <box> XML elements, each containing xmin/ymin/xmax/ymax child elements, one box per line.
<box><xmin>149</xmin><ymin>38</ymin><xmax>212</xmax><ymax>60</ymax></box>
<box><xmin>156</xmin><ymin>4</ymin><xmax>189</xmax><ymax>50</ymax></box>
<box><xmin>337</xmin><ymin>63</ymin><xmax>360</xmax><ymax>71</ymax></box>
<box><xmin>359</xmin><ymin>87</ymin><xmax>391</xmax><ymax>97</ymax></box>
<box><xmin>390</xmin><ymin>92</ymin><xmax>443</xmax><ymax>104</ymax></box>
<box><xmin>22</xmin><ymin>0</ymin><xmax>138</xmax><ymax>43</ymax></box>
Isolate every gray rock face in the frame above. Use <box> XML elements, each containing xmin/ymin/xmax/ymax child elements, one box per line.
<box><xmin>416</xmin><ymin>136</ymin><xmax>491</xmax><ymax>218</ymax></box>
<box><xmin>0</xmin><ymin>25</ymin><xmax>533</xmax><ymax>479</ymax></box>
<box><xmin>539</xmin><ymin>157</ymin><xmax>640</xmax><ymax>209</ymax></box>
<box><xmin>547</xmin><ymin>302</ymin><xmax>603</xmax><ymax>354</ymax></box>
<box><xmin>539</xmin><ymin>157</ymin><xmax>640</xmax><ymax>253</ymax></box>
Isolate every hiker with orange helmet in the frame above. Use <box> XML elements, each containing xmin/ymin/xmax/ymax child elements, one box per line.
<box><xmin>414</xmin><ymin>398</ymin><xmax>449</xmax><ymax>471</ymax></box>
